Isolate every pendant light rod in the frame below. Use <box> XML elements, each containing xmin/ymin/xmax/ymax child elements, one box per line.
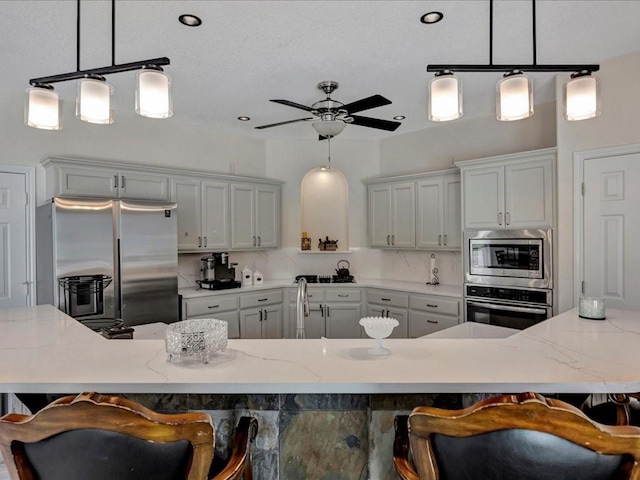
<box><xmin>30</xmin><ymin>0</ymin><xmax>169</xmax><ymax>86</ymax></box>
<box><xmin>426</xmin><ymin>0</ymin><xmax>599</xmax><ymax>73</ymax></box>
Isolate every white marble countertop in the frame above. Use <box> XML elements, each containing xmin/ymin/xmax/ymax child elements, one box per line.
<box><xmin>179</xmin><ymin>279</ymin><xmax>462</xmax><ymax>299</ymax></box>
<box><xmin>1</xmin><ymin>305</ymin><xmax>639</xmax><ymax>394</ymax></box>
<box><xmin>419</xmin><ymin>322</ymin><xmax>519</xmax><ymax>339</ymax></box>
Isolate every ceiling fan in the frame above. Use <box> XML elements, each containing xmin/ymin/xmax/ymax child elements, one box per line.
<box><xmin>255</xmin><ymin>81</ymin><xmax>401</xmax><ymax>139</ymax></box>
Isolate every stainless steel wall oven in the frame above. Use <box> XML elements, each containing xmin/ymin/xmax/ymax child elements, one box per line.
<box><xmin>464</xmin><ymin>229</ymin><xmax>553</xmax><ymax>330</ymax></box>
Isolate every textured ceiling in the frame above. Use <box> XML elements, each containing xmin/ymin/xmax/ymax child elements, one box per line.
<box><xmin>2</xmin><ymin>1</ymin><xmax>640</xmax><ymax>140</ymax></box>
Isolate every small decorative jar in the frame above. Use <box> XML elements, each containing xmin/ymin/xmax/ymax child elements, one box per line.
<box><xmin>578</xmin><ymin>296</ymin><xmax>606</xmax><ymax>320</ymax></box>
<box><xmin>253</xmin><ymin>270</ymin><xmax>264</xmax><ymax>285</ymax></box>
<box><xmin>241</xmin><ymin>266</ymin><xmax>253</xmax><ymax>286</ymax></box>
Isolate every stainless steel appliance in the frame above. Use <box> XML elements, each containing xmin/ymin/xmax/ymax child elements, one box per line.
<box><xmin>294</xmin><ymin>274</ymin><xmax>355</xmax><ymax>284</ymax></box>
<box><xmin>196</xmin><ymin>252</ymin><xmax>241</xmax><ymax>290</ymax></box>
<box><xmin>464</xmin><ymin>229</ymin><xmax>552</xmax><ymax>289</ymax></box>
<box><xmin>36</xmin><ymin>197</ymin><xmax>179</xmax><ymax>326</ymax></box>
<box><xmin>465</xmin><ymin>284</ymin><xmax>552</xmax><ymax>330</ymax></box>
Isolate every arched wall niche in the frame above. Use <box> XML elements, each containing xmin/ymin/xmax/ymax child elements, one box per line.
<box><xmin>300</xmin><ymin>167</ymin><xmax>349</xmax><ymax>251</ymax></box>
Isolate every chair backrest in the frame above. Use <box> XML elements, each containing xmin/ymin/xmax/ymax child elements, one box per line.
<box><xmin>396</xmin><ymin>392</ymin><xmax>640</xmax><ymax>480</ymax></box>
<box><xmin>0</xmin><ymin>392</ymin><xmax>214</xmax><ymax>480</ymax></box>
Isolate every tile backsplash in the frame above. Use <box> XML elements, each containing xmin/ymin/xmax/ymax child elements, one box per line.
<box><xmin>178</xmin><ymin>248</ymin><xmax>462</xmax><ymax>287</ymax></box>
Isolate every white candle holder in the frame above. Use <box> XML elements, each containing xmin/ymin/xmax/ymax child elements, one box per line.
<box><xmin>578</xmin><ymin>296</ymin><xmax>606</xmax><ymax>320</ymax></box>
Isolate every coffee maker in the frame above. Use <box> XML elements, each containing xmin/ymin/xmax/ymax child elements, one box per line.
<box><xmin>196</xmin><ymin>253</ymin><xmax>241</xmax><ymax>290</ymax></box>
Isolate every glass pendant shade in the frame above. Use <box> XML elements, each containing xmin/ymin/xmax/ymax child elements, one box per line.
<box><xmin>77</xmin><ymin>77</ymin><xmax>113</xmax><ymax>124</ymax></box>
<box><xmin>25</xmin><ymin>86</ymin><xmax>61</xmax><ymax>130</ymax></box>
<box><xmin>312</xmin><ymin>120</ymin><xmax>346</xmax><ymax>138</ymax></box>
<box><xmin>564</xmin><ymin>73</ymin><xmax>600</xmax><ymax>121</ymax></box>
<box><xmin>496</xmin><ymin>71</ymin><xmax>533</xmax><ymax>121</ymax></box>
<box><xmin>428</xmin><ymin>72</ymin><xmax>462</xmax><ymax>121</ymax></box>
<box><xmin>135</xmin><ymin>69</ymin><xmax>173</xmax><ymax>118</ymax></box>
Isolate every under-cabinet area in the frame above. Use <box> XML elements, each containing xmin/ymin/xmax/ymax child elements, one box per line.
<box><xmin>181</xmin><ymin>282</ymin><xmax>461</xmax><ymax>339</ymax></box>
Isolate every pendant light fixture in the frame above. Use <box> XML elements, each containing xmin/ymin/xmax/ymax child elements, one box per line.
<box><xmin>25</xmin><ymin>85</ymin><xmax>62</xmax><ymax>130</ymax></box>
<box><xmin>428</xmin><ymin>70</ymin><xmax>462</xmax><ymax>121</ymax></box>
<box><xmin>25</xmin><ymin>0</ymin><xmax>171</xmax><ymax>130</ymax></box>
<box><xmin>426</xmin><ymin>0</ymin><xmax>599</xmax><ymax>122</ymax></box>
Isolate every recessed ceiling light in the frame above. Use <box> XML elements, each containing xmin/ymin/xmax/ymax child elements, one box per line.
<box><xmin>179</xmin><ymin>14</ymin><xmax>202</xmax><ymax>27</ymax></box>
<box><xmin>237</xmin><ymin>116</ymin><xmax>251</xmax><ymax>121</ymax></box>
<box><xmin>393</xmin><ymin>115</ymin><xmax>405</xmax><ymax>120</ymax></box>
<box><xmin>420</xmin><ymin>11</ymin><xmax>443</xmax><ymax>24</ymax></box>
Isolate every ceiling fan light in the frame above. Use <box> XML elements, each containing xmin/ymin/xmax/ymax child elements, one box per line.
<box><xmin>428</xmin><ymin>71</ymin><xmax>462</xmax><ymax>122</ymax></box>
<box><xmin>77</xmin><ymin>76</ymin><xmax>113</xmax><ymax>124</ymax></box>
<box><xmin>564</xmin><ymin>71</ymin><xmax>600</xmax><ymax>121</ymax></box>
<box><xmin>496</xmin><ymin>71</ymin><xmax>533</xmax><ymax>121</ymax></box>
<box><xmin>25</xmin><ymin>85</ymin><xmax>61</xmax><ymax>130</ymax></box>
<box><xmin>312</xmin><ymin>120</ymin><xmax>346</xmax><ymax>138</ymax></box>
<box><xmin>136</xmin><ymin>68</ymin><xmax>173</xmax><ymax>119</ymax></box>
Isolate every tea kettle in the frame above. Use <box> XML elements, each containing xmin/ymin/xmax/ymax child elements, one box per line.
<box><xmin>335</xmin><ymin>260</ymin><xmax>351</xmax><ymax>278</ymax></box>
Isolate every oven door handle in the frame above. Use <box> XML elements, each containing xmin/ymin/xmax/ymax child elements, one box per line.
<box><xmin>466</xmin><ymin>301</ymin><xmax>547</xmax><ymax>315</ymax></box>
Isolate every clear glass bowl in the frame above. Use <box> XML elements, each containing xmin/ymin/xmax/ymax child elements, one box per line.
<box><xmin>359</xmin><ymin>316</ymin><xmax>399</xmax><ymax>356</ymax></box>
<box><xmin>165</xmin><ymin>318</ymin><xmax>228</xmax><ymax>364</ymax></box>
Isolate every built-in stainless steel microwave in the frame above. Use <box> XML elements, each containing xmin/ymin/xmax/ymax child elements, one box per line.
<box><xmin>464</xmin><ymin>229</ymin><xmax>552</xmax><ymax>289</ymax></box>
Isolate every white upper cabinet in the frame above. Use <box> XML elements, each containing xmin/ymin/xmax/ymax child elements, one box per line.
<box><xmin>368</xmin><ymin>182</ymin><xmax>416</xmax><ymax>248</ymax></box>
<box><xmin>416</xmin><ymin>173</ymin><xmax>461</xmax><ymax>249</ymax></box>
<box><xmin>366</xmin><ymin>169</ymin><xmax>460</xmax><ymax>251</ymax></box>
<box><xmin>231</xmin><ymin>183</ymin><xmax>280</xmax><ymax>250</ymax></box>
<box><xmin>172</xmin><ymin>178</ymin><xmax>229</xmax><ymax>252</ymax></box>
<box><xmin>457</xmin><ymin>148</ymin><xmax>555</xmax><ymax>230</ymax></box>
<box><xmin>43</xmin><ymin>159</ymin><xmax>170</xmax><ymax>201</ymax></box>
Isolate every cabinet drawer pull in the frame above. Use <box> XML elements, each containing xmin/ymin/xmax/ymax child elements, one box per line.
<box><xmin>258</xmin><ymin>298</ymin><xmax>268</xmax><ymax>302</ymax></box>
<box><xmin>381</xmin><ymin>298</ymin><xmax>391</xmax><ymax>302</ymax></box>
<box><xmin>338</xmin><ymin>294</ymin><xmax>348</xmax><ymax>298</ymax></box>
<box><xmin>427</xmin><ymin>319</ymin><xmax>438</xmax><ymax>324</ymax></box>
<box><xmin>207</xmin><ymin>305</ymin><xmax>220</xmax><ymax>309</ymax></box>
<box><xmin>438</xmin><ymin>234</ymin><xmax>442</xmax><ymax>246</ymax></box>
<box><xmin>443</xmin><ymin>234</ymin><xmax>447</xmax><ymax>245</ymax></box>
<box><xmin>426</xmin><ymin>304</ymin><xmax>438</xmax><ymax>308</ymax></box>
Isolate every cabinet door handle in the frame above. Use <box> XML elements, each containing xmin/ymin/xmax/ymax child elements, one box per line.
<box><xmin>207</xmin><ymin>305</ymin><xmax>220</xmax><ymax>309</ymax></box>
<box><xmin>258</xmin><ymin>298</ymin><xmax>268</xmax><ymax>302</ymax></box>
<box><xmin>120</xmin><ymin>175</ymin><xmax>126</xmax><ymax>190</ymax></box>
<box><xmin>392</xmin><ymin>235</ymin><xmax>395</xmax><ymax>245</ymax></box>
<box><xmin>506</xmin><ymin>212</ymin><xmax>510</xmax><ymax>225</ymax></box>
<box><xmin>259</xmin><ymin>310</ymin><xmax>263</xmax><ymax>322</ymax></box>
<box><xmin>381</xmin><ymin>298</ymin><xmax>391</xmax><ymax>302</ymax></box>
<box><xmin>204</xmin><ymin>236</ymin><xmax>207</xmax><ymax>247</ymax></box>
<box><xmin>253</xmin><ymin>236</ymin><xmax>256</xmax><ymax>246</ymax></box>
<box><xmin>385</xmin><ymin>309</ymin><xmax>390</xmax><ymax>317</ymax></box>
<box><xmin>438</xmin><ymin>235</ymin><xmax>442</xmax><ymax>246</ymax></box>
<box><xmin>326</xmin><ymin>306</ymin><xmax>330</xmax><ymax>316</ymax></box>
<box><xmin>427</xmin><ymin>319</ymin><xmax>438</xmax><ymax>324</ymax></box>
<box><xmin>338</xmin><ymin>294</ymin><xmax>348</xmax><ymax>298</ymax></box>
<box><xmin>320</xmin><ymin>304</ymin><xmax>324</xmax><ymax>316</ymax></box>
<box><xmin>498</xmin><ymin>212</ymin><xmax>503</xmax><ymax>225</ymax></box>
<box><xmin>427</xmin><ymin>304</ymin><xmax>438</xmax><ymax>308</ymax></box>
<box><xmin>258</xmin><ymin>236</ymin><xmax>261</xmax><ymax>246</ymax></box>
<box><xmin>198</xmin><ymin>236</ymin><xmax>202</xmax><ymax>247</ymax></box>
<box><xmin>387</xmin><ymin>235</ymin><xmax>390</xmax><ymax>246</ymax></box>
<box><xmin>443</xmin><ymin>235</ymin><xmax>447</xmax><ymax>246</ymax></box>
<box><xmin>263</xmin><ymin>309</ymin><xmax>268</xmax><ymax>321</ymax></box>
<box><xmin>113</xmin><ymin>174</ymin><xmax>118</xmax><ymax>189</ymax></box>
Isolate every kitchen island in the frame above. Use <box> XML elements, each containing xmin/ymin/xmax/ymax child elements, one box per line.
<box><xmin>2</xmin><ymin>304</ymin><xmax>639</xmax><ymax>479</ymax></box>
<box><xmin>1</xmin><ymin>304</ymin><xmax>639</xmax><ymax>394</ymax></box>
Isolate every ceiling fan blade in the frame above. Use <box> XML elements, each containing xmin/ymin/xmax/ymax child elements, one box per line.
<box><xmin>349</xmin><ymin>115</ymin><xmax>401</xmax><ymax>131</ymax></box>
<box><xmin>341</xmin><ymin>95</ymin><xmax>391</xmax><ymax>114</ymax></box>
<box><xmin>255</xmin><ymin>117</ymin><xmax>314</xmax><ymax>130</ymax></box>
<box><xmin>270</xmin><ymin>99</ymin><xmax>314</xmax><ymax>112</ymax></box>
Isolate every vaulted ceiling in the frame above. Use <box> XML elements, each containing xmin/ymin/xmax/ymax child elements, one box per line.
<box><xmin>3</xmin><ymin>1</ymin><xmax>640</xmax><ymax>140</ymax></box>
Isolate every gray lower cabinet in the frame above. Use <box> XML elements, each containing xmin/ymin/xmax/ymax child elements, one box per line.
<box><xmin>408</xmin><ymin>294</ymin><xmax>460</xmax><ymax>338</ymax></box>
<box><xmin>182</xmin><ymin>293</ymin><xmax>240</xmax><ymax>339</ymax></box>
<box><xmin>286</xmin><ymin>288</ymin><xmax>363</xmax><ymax>339</ymax></box>
<box><xmin>366</xmin><ymin>289</ymin><xmax>409</xmax><ymax>338</ymax></box>
<box><xmin>240</xmin><ymin>289</ymin><xmax>283</xmax><ymax>339</ymax></box>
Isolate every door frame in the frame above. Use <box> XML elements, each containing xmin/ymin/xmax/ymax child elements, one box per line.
<box><xmin>573</xmin><ymin>142</ymin><xmax>640</xmax><ymax>307</ymax></box>
<box><xmin>0</xmin><ymin>164</ymin><xmax>36</xmax><ymax>306</ymax></box>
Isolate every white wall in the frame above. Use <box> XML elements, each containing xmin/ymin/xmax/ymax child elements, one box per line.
<box><xmin>0</xmin><ymin>91</ymin><xmax>265</xmax><ymax>205</ymax></box>
<box><xmin>555</xmin><ymin>51</ymin><xmax>640</xmax><ymax>312</ymax></box>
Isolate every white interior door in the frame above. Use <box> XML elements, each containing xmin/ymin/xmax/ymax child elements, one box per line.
<box><xmin>582</xmin><ymin>152</ymin><xmax>640</xmax><ymax>310</ymax></box>
<box><xmin>0</xmin><ymin>172</ymin><xmax>29</xmax><ymax>308</ymax></box>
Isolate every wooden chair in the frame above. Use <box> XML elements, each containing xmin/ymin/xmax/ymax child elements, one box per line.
<box><xmin>394</xmin><ymin>392</ymin><xmax>640</xmax><ymax>480</ymax></box>
<box><xmin>0</xmin><ymin>392</ymin><xmax>258</xmax><ymax>480</ymax></box>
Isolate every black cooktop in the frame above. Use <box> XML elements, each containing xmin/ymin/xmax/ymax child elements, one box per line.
<box><xmin>295</xmin><ymin>275</ymin><xmax>355</xmax><ymax>284</ymax></box>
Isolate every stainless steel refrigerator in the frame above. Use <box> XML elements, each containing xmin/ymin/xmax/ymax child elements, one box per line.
<box><xmin>36</xmin><ymin>197</ymin><xmax>178</xmax><ymax>326</ymax></box>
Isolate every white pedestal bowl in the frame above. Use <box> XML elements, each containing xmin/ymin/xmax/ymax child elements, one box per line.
<box><xmin>359</xmin><ymin>316</ymin><xmax>399</xmax><ymax>356</ymax></box>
